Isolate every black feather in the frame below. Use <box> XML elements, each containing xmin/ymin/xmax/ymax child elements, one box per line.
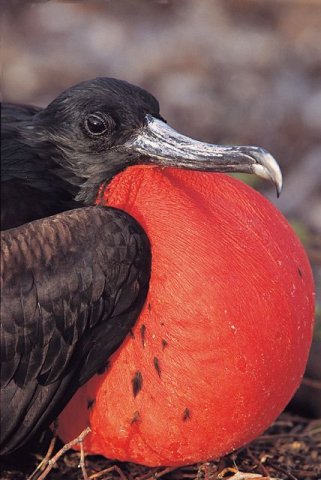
<box><xmin>0</xmin><ymin>207</ymin><xmax>151</xmax><ymax>455</ymax></box>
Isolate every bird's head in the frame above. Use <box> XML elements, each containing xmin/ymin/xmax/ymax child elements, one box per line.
<box><xmin>24</xmin><ymin>77</ymin><xmax>282</xmax><ymax>204</ymax></box>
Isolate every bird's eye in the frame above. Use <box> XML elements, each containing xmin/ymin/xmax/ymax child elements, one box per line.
<box><xmin>84</xmin><ymin>114</ymin><xmax>110</xmax><ymax>136</ymax></box>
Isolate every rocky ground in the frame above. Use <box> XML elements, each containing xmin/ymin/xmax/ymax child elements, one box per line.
<box><xmin>1</xmin><ymin>1</ymin><xmax>320</xmax><ymax>479</ymax></box>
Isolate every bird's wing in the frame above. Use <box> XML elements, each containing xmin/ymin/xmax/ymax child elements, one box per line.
<box><xmin>1</xmin><ymin>102</ymin><xmax>42</xmax><ymax>124</ymax></box>
<box><xmin>0</xmin><ymin>206</ymin><xmax>151</xmax><ymax>454</ymax></box>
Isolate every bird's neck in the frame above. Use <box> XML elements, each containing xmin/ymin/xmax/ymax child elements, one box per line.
<box><xmin>21</xmin><ymin>128</ymin><xmax>134</xmax><ymax>206</ymax></box>
<box><xmin>44</xmin><ymin>149</ymin><xmax>135</xmax><ymax>206</ymax></box>
<box><xmin>18</xmin><ymin>133</ymin><xmax>96</xmax><ymax>205</ymax></box>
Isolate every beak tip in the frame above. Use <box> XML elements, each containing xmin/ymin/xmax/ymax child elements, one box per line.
<box><xmin>251</xmin><ymin>148</ymin><xmax>283</xmax><ymax>197</ymax></box>
<box><xmin>274</xmin><ymin>167</ymin><xmax>283</xmax><ymax>198</ymax></box>
<box><xmin>273</xmin><ymin>167</ymin><xmax>283</xmax><ymax>198</ymax></box>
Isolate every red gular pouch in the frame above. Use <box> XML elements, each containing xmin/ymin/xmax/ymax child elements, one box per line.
<box><xmin>57</xmin><ymin>166</ymin><xmax>315</xmax><ymax>467</ymax></box>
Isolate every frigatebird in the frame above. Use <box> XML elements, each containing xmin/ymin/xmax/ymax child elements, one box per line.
<box><xmin>0</xmin><ymin>77</ymin><xmax>282</xmax><ymax>456</ymax></box>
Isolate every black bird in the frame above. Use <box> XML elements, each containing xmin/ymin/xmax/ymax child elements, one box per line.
<box><xmin>0</xmin><ymin>77</ymin><xmax>282</xmax><ymax>455</ymax></box>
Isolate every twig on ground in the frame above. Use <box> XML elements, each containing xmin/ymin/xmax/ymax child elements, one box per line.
<box><xmin>217</xmin><ymin>467</ymin><xmax>238</xmax><ymax>478</ymax></box>
<box><xmin>79</xmin><ymin>434</ymin><xmax>89</xmax><ymax>480</ymax></box>
<box><xmin>246</xmin><ymin>448</ymin><xmax>270</xmax><ymax>478</ymax></box>
<box><xmin>137</xmin><ymin>466</ymin><xmax>178</xmax><ymax>480</ymax></box>
<box><xmin>211</xmin><ymin>457</ymin><xmax>227</xmax><ymax>479</ymax></box>
<box><xmin>254</xmin><ymin>428</ymin><xmax>321</xmax><ymax>441</ymax></box>
<box><xmin>27</xmin><ymin>424</ymin><xmax>58</xmax><ymax>480</ymax></box>
<box><xmin>154</xmin><ymin>466</ymin><xmax>179</xmax><ymax>479</ymax></box>
<box><xmin>89</xmin><ymin>464</ymin><xmax>128</xmax><ymax>480</ymax></box>
<box><xmin>265</xmin><ymin>460</ymin><xmax>299</xmax><ymax>480</ymax></box>
<box><xmin>136</xmin><ymin>467</ymin><xmax>159</xmax><ymax>480</ymax></box>
<box><xmin>36</xmin><ymin>427</ymin><xmax>91</xmax><ymax>480</ymax></box>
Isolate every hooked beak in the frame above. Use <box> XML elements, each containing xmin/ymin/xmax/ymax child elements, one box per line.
<box><xmin>125</xmin><ymin>114</ymin><xmax>283</xmax><ymax>196</ymax></box>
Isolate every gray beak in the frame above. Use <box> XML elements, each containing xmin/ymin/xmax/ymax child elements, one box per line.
<box><xmin>125</xmin><ymin>114</ymin><xmax>283</xmax><ymax>196</ymax></box>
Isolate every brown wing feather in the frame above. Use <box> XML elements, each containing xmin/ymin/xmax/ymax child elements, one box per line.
<box><xmin>0</xmin><ymin>206</ymin><xmax>151</xmax><ymax>454</ymax></box>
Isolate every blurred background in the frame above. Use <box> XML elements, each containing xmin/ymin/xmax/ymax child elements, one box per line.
<box><xmin>1</xmin><ymin>0</ymin><xmax>320</xmax><ymax>416</ymax></box>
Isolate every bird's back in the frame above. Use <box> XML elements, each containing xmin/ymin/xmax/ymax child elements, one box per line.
<box><xmin>1</xmin><ymin>103</ymin><xmax>77</xmax><ymax>230</ymax></box>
